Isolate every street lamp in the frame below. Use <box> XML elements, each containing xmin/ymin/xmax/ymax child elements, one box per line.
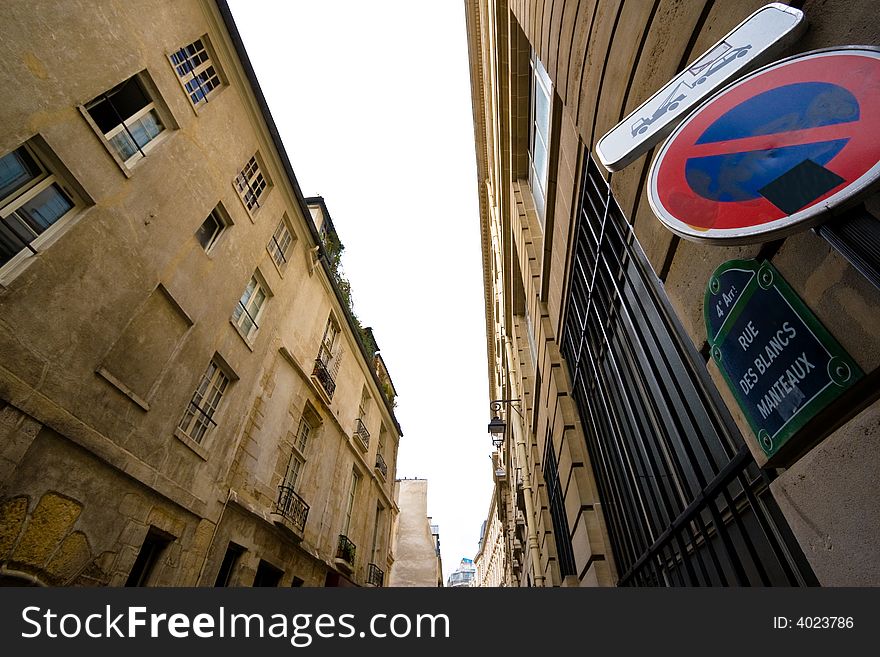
<box><xmin>487</xmin><ymin>399</ymin><xmax>521</xmax><ymax>448</ymax></box>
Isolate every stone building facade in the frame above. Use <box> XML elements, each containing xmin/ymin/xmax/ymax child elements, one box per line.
<box><xmin>0</xmin><ymin>0</ymin><xmax>400</xmax><ymax>587</ymax></box>
<box><xmin>473</xmin><ymin>484</ymin><xmax>510</xmax><ymax>587</ymax></box>
<box><xmin>467</xmin><ymin>0</ymin><xmax>879</xmax><ymax>586</ymax></box>
<box><xmin>387</xmin><ymin>479</ymin><xmax>443</xmax><ymax>587</ymax></box>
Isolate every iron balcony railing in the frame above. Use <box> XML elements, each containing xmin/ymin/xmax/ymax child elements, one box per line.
<box><xmin>353</xmin><ymin>418</ymin><xmax>370</xmax><ymax>450</ymax></box>
<box><xmin>312</xmin><ymin>355</ymin><xmax>336</xmax><ymax>399</ymax></box>
<box><xmin>367</xmin><ymin>563</ymin><xmax>384</xmax><ymax>587</ymax></box>
<box><xmin>374</xmin><ymin>451</ymin><xmax>387</xmax><ymax>479</ymax></box>
<box><xmin>274</xmin><ymin>484</ymin><xmax>309</xmax><ymax>534</ymax></box>
<box><xmin>336</xmin><ymin>534</ymin><xmax>356</xmax><ymax>566</ymax></box>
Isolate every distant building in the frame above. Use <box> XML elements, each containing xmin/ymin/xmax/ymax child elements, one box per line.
<box><xmin>473</xmin><ymin>479</ymin><xmax>509</xmax><ymax>587</ymax></box>
<box><xmin>447</xmin><ymin>557</ymin><xmax>476</xmax><ymax>588</ymax></box>
<box><xmin>388</xmin><ymin>479</ymin><xmax>443</xmax><ymax>587</ymax></box>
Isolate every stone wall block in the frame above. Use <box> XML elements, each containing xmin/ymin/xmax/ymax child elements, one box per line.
<box><xmin>0</xmin><ymin>496</ymin><xmax>28</xmax><ymax>559</ymax></box>
<box><xmin>11</xmin><ymin>492</ymin><xmax>82</xmax><ymax>568</ymax></box>
<box><xmin>44</xmin><ymin>530</ymin><xmax>91</xmax><ymax>584</ymax></box>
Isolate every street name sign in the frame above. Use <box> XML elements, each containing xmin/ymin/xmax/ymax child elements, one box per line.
<box><xmin>649</xmin><ymin>47</ymin><xmax>880</xmax><ymax>243</ymax></box>
<box><xmin>705</xmin><ymin>259</ymin><xmax>863</xmax><ymax>461</ymax></box>
<box><xmin>596</xmin><ymin>3</ymin><xmax>805</xmax><ymax>172</ymax></box>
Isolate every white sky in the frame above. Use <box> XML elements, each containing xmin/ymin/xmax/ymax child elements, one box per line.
<box><xmin>228</xmin><ymin>0</ymin><xmax>492</xmax><ymax>583</ymax></box>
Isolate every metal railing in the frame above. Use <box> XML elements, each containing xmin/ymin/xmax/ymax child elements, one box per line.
<box><xmin>353</xmin><ymin>418</ymin><xmax>370</xmax><ymax>450</ymax></box>
<box><xmin>366</xmin><ymin>563</ymin><xmax>384</xmax><ymax>587</ymax></box>
<box><xmin>273</xmin><ymin>485</ymin><xmax>309</xmax><ymax>534</ymax></box>
<box><xmin>560</xmin><ymin>157</ymin><xmax>817</xmax><ymax>586</ymax></box>
<box><xmin>374</xmin><ymin>451</ymin><xmax>387</xmax><ymax>478</ymax></box>
<box><xmin>336</xmin><ymin>534</ymin><xmax>356</xmax><ymax>566</ymax></box>
<box><xmin>312</xmin><ymin>356</ymin><xmax>336</xmax><ymax>399</ymax></box>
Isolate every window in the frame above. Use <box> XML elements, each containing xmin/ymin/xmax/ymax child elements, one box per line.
<box><xmin>195</xmin><ymin>206</ymin><xmax>228</xmax><ymax>253</ymax></box>
<box><xmin>232</xmin><ymin>273</ymin><xmax>268</xmax><ymax>340</ymax></box>
<box><xmin>370</xmin><ymin>504</ymin><xmax>383</xmax><ymax>562</ymax></box>
<box><xmin>267</xmin><ymin>217</ymin><xmax>294</xmax><ymax>268</ymax></box>
<box><xmin>295</xmin><ymin>415</ymin><xmax>311</xmax><ymax>454</ymax></box>
<box><xmin>319</xmin><ymin>316</ymin><xmax>340</xmax><ymax>365</ymax></box>
<box><xmin>0</xmin><ymin>143</ymin><xmax>77</xmax><ymax>269</ymax></box>
<box><xmin>85</xmin><ymin>75</ymin><xmax>166</xmax><ymax>167</ymax></box>
<box><xmin>283</xmin><ymin>453</ymin><xmax>304</xmax><ymax>491</ymax></box>
<box><xmin>313</xmin><ymin>315</ymin><xmax>342</xmax><ymax>399</ymax></box>
<box><xmin>529</xmin><ymin>51</ymin><xmax>552</xmax><ymax>227</ymax></box>
<box><xmin>178</xmin><ymin>359</ymin><xmax>230</xmax><ymax>444</ymax></box>
<box><xmin>358</xmin><ymin>386</ymin><xmax>370</xmax><ymax>422</ymax></box>
<box><xmin>543</xmin><ymin>438</ymin><xmax>576</xmax><ymax>578</ymax></box>
<box><xmin>214</xmin><ymin>542</ymin><xmax>245</xmax><ymax>587</ymax></box>
<box><xmin>252</xmin><ymin>560</ymin><xmax>283</xmax><ymax>587</ymax></box>
<box><xmin>125</xmin><ymin>528</ymin><xmax>172</xmax><ymax>587</ymax></box>
<box><xmin>235</xmin><ymin>155</ymin><xmax>268</xmax><ymax>213</ymax></box>
<box><xmin>169</xmin><ymin>36</ymin><xmax>223</xmax><ymax>107</ymax></box>
<box><xmin>342</xmin><ymin>470</ymin><xmax>360</xmax><ymax>536</ymax></box>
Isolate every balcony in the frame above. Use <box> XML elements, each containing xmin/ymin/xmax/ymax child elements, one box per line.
<box><xmin>334</xmin><ymin>534</ymin><xmax>356</xmax><ymax>574</ymax></box>
<box><xmin>366</xmin><ymin>563</ymin><xmax>384</xmax><ymax>587</ymax></box>
<box><xmin>353</xmin><ymin>417</ymin><xmax>370</xmax><ymax>451</ymax></box>
<box><xmin>312</xmin><ymin>355</ymin><xmax>336</xmax><ymax>400</ymax></box>
<box><xmin>270</xmin><ymin>484</ymin><xmax>309</xmax><ymax>541</ymax></box>
<box><xmin>374</xmin><ymin>451</ymin><xmax>387</xmax><ymax>480</ymax></box>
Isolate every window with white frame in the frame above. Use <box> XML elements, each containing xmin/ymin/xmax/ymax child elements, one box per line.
<box><xmin>0</xmin><ymin>143</ymin><xmax>77</xmax><ymax>269</ymax></box>
<box><xmin>529</xmin><ymin>51</ymin><xmax>552</xmax><ymax>228</ymax></box>
<box><xmin>232</xmin><ymin>273</ymin><xmax>268</xmax><ymax>340</ymax></box>
<box><xmin>318</xmin><ymin>316</ymin><xmax>340</xmax><ymax>366</ymax></box>
<box><xmin>342</xmin><ymin>470</ymin><xmax>360</xmax><ymax>537</ymax></box>
<box><xmin>85</xmin><ymin>75</ymin><xmax>167</xmax><ymax>167</ymax></box>
<box><xmin>283</xmin><ymin>452</ymin><xmax>304</xmax><ymax>491</ymax></box>
<box><xmin>178</xmin><ymin>359</ymin><xmax>230</xmax><ymax>444</ymax></box>
<box><xmin>267</xmin><ymin>217</ymin><xmax>294</xmax><ymax>268</ymax></box>
<box><xmin>169</xmin><ymin>36</ymin><xmax>223</xmax><ymax>107</ymax></box>
<box><xmin>358</xmin><ymin>386</ymin><xmax>370</xmax><ymax>422</ymax></box>
<box><xmin>234</xmin><ymin>155</ymin><xmax>268</xmax><ymax>213</ymax></box>
<box><xmin>295</xmin><ymin>415</ymin><xmax>312</xmax><ymax>454</ymax></box>
<box><xmin>195</xmin><ymin>206</ymin><xmax>228</xmax><ymax>253</ymax></box>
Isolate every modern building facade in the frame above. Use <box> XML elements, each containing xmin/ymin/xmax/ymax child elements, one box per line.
<box><xmin>467</xmin><ymin>0</ymin><xmax>879</xmax><ymax>586</ymax></box>
<box><xmin>388</xmin><ymin>479</ymin><xmax>443</xmax><ymax>587</ymax></box>
<box><xmin>446</xmin><ymin>557</ymin><xmax>476</xmax><ymax>587</ymax></box>
<box><xmin>0</xmin><ymin>0</ymin><xmax>401</xmax><ymax>587</ymax></box>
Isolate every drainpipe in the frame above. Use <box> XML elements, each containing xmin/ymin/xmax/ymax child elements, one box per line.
<box><xmin>196</xmin><ymin>487</ymin><xmax>234</xmax><ymax>586</ymax></box>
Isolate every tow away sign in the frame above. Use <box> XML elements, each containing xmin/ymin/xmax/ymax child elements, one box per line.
<box><xmin>648</xmin><ymin>47</ymin><xmax>880</xmax><ymax>243</ymax></box>
<box><xmin>596</xmin><ymin>2</ymin><xmax>805</xmax><ymax>172</ymax></box>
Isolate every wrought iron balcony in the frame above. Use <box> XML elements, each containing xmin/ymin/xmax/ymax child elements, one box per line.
<box><xmin>353</xmin><ymin>417</ymin><xmax>370</xmax><ymax>451</ymax></box>
<box><xmin>335</xmin><ymin>534</ymin><xmax>356</xmax><ymax>571</ymax></box>
<box><xmin>374</xmin><ymin>451</ymin><xmax>387</xmax><ymax>479</ymax></box>
<box><xmin>367</xmin><ymin>563</ymin><xmax>384</xmax><ymax>587</ymax></box>
<box><xmin>272</xmin><ymin>484</ymin><xmax>309</xmax><ymax>538</ymax></box>
<box><xmin>312</xmin><ymin>356</ymin><xmax>336</xmax><ymax>399</ymax></box>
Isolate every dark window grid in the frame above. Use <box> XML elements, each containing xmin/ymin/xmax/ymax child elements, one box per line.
<box><xmin>171</xmin><ymin>40</ymin><xmax>214</xmax><ymax>105</ymax></box>
<box><xmin>543</xmin><ymin>444</ymin><xmax>577</xmax><ymax>577</ymax></box>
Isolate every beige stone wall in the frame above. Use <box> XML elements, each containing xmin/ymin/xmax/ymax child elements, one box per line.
<box><xmin>469</xmin><ymin>0</ymin><xmax>880</xmax><ymax>585</ymax></box>
<box><xmin>0</xmin><ymin>0</ymin><xmax>400</xmax><ymax>587</ymax></box>
<box><xmin>474</xmin><ymin>487</ymin><xmax>510</xmax><ymax>587</ymax></box>
<box><xmin>387</xmin><ymin>479</ymin><xmax>441</xmax><ymax>587</ymax></box>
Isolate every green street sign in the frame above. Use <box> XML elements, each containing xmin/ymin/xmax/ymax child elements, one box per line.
<box><xmin>705</xmin><ymin>259</ymin><xmax>863</xmax><ymax>460</ymax></box>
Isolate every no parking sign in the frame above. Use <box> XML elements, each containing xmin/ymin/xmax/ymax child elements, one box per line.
<box><xmin>648</xmin><ymin>47</ymin><xmax>880</xmax><ymax>243</ymax></box>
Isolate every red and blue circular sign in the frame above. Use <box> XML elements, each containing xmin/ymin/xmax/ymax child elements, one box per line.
<box><xmin>648</xmin><ymin>47</ymin><xmax>880</xmax><ymax>243</ymax></box>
